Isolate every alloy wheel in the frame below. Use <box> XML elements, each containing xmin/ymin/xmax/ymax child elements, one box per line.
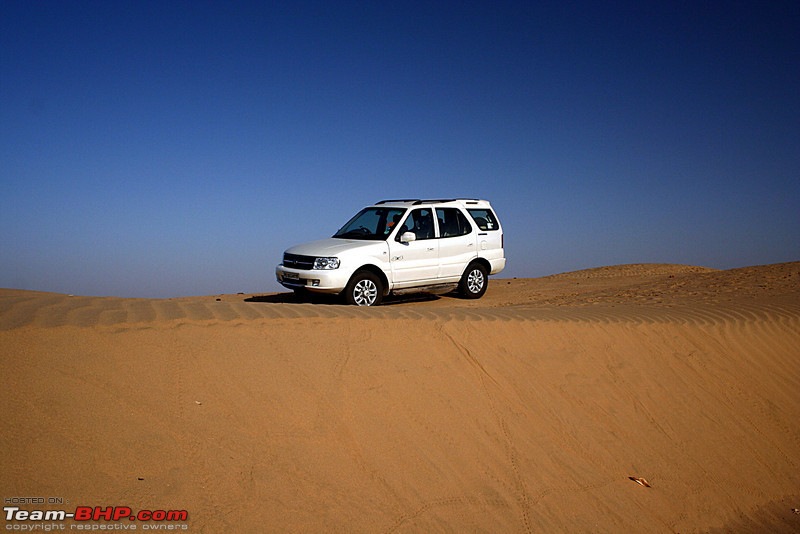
<box><xmin>353</xmin><ymin>279</ymin><xmax>378</xmax><ymax>306</ymax></box>
<box><xmin>467</xmin><ymin>268</ymin><xmax>485</xmax><ymax>294</ymax></box>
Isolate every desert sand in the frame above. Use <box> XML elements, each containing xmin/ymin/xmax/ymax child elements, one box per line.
<box><xmin>1</xmin><ymin>262</ymin><xmax>799</xmax><ymax>533</ymax></box>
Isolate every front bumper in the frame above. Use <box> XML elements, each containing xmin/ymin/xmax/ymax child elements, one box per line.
<box><xmin>275</xmin><ymin>265</ymin><xmax>351</xmax><ymax>294</ymax></box>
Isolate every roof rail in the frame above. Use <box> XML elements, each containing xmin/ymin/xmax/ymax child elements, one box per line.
<box><xmin>413</xmin><ymin>198</ymin><xmax>456</xmax><ymax>205</ymax></box>
<box><xmin>375</xmin><ymin>199</ymin><xmax>420</xmax><ymax>204</ymax></box>
<box><xmin>376</xmin><ymin>198</ymin><xmax>484</xmax><ymax>205</ymax></box>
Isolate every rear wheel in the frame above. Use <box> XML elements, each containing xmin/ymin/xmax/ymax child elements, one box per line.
<box><xmin>344</xmin><ymin>271</ymin><xmax>384</xmax><ymax>306</ymax></box>
<box><xmin>459</xmin><ymin>263</ymin><xmax>488</xmax><ymax>299</ymax></box>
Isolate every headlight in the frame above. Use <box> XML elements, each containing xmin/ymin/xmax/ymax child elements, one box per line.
<box><xmin>313</xmin><ymin>257</ymin><xmax>340</xmax><ymax>270</ymax></box>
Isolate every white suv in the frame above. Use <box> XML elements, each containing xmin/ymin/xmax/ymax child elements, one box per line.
<box><xmin>276</xmin><ymin>199</ymin><xmax>505</xmax><ymax>306</ymax></box>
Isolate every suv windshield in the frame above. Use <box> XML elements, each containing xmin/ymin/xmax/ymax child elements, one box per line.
<box><xmin>333</xmin><ymin>207</ymin><xmax>407</xmax><ymax>240</ymax></box>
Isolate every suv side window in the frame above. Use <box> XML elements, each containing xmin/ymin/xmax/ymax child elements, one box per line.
<box><xmin>467</xmin><ymin>209</ymin><xmax>500</xmax><ymax>231</ymax></box>
<box><xmin>397</xmin><ymin>208</ymin><xmax>435</xmax><ymax>240</ymax></box>
<box><xmin>436</xmin><ymin>208</ymin><xmax>472</xmax><ymax>238</ymax></box>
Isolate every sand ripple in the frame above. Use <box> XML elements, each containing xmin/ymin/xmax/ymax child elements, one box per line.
<box><xmin>2</xmin><ymin>263</ymin><xmax>798</xmax><ymax>532</ymax></box>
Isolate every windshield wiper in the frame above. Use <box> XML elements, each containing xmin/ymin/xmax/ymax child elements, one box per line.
<box><xmin>335</xmin><ymin>226</ymin><xmax>376</xmax><ymax>239</ymax></box>
<box><xmin>334</xmin><ymin>231</ymin><xmax>368</xmax><ymax>239</ymax></box>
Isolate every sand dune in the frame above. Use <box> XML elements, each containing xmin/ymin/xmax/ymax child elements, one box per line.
<box><xmin>1</xmin><ymin>262</ymin><xmax>799</xmax><ymax>532</ymax></box>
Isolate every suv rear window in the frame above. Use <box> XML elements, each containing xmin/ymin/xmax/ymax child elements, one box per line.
<box><xmin>467</xmin><ymin>209</ymin><xmax>500</xmax><ymax>231</ymax></box>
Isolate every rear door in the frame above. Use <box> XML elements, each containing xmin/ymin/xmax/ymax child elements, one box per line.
<box><xmin>435</xmin><ymin>207</ymin><xmax>476</xmax><ymax>280</ymax></box>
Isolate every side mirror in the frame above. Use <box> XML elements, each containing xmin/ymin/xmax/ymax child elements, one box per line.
<box><xmin>400</xmin><ymin>231</ymin><xmax>416</xmax><ymax>243</ymax></box>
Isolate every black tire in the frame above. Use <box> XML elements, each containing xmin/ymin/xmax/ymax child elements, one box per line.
<box><xmin>459</xmin><ymin>263</ymin><xmax>488</xmax><ymax>299</ymax></box>
<box><xmin>343</xmin><ymin>271</ymin><xmax>384</xmax><ymax>306</ymax></box>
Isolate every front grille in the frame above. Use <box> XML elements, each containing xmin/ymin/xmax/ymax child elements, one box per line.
<box><xmin>283</xmin><ymin>253</ymin><xmax>315</xmax><ymax>270</ymax></box>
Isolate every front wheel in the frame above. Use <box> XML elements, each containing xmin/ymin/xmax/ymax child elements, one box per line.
<box><xmin>459</xmin><ymin>263</ymin><xmax>488</xmax><ymax>299</ymax></box>
<box><xmin>343</xmin><ymin>271</ymin><xmax>384</xmax><ymax>306</ymax></box>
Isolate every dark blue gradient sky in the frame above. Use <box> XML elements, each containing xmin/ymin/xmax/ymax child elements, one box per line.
<box><xmin>2</xmin><ymin>1</ymin><xmax>798</xmax><ymax>297</ymax></box>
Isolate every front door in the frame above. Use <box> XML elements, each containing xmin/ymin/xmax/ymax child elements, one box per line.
<box><xmin>389</xmin><ymin>207</ymin><xmax>439</xmax><ymax>286</ymax></box>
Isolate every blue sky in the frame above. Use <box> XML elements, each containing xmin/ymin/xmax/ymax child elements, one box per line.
<box><xmin>1</xmin><ymin>1</ymin><xmax>798</xmax><ymax>297</ymax></box>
